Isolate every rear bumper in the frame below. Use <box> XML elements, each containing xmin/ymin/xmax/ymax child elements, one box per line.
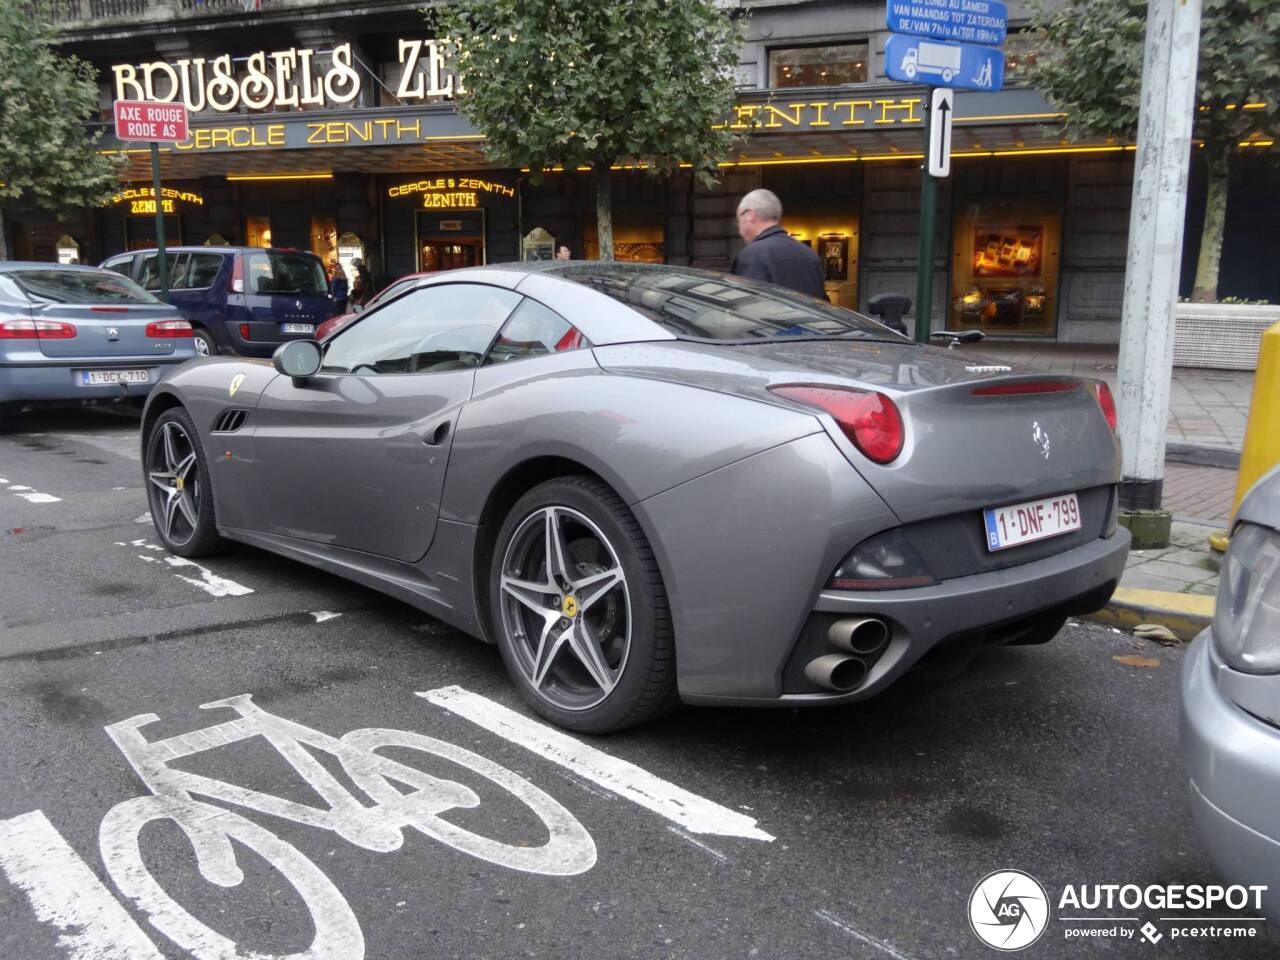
<box><xmin>1181</xmin><ymin>632</ymin><xmax>1280</xmax><ymax>923</ymax></box>
<box><xmin>0</xmin><ymin>357</ymin><xmax>191</xmax><ymax>403</ymax></box>
<box><xmin>682</xmin><ymin>528</ymin><xmax>1129</xmax><ymax>705</ymax></box>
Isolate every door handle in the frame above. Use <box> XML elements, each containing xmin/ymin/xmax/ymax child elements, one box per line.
<box><xmin>422</xmin><ymin>420</ymin><xmax>451</xmax><ymax>446</ymax></box>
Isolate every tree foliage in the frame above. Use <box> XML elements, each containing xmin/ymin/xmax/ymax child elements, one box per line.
<box><xmin>0</xmin><ymin>0</ymin><xmax>121</xmax><ymax>254</ymax></box>
<box><xmin>434</xmin><ymin>0</ymin><xmax>743</xmax><ymax>259</ymax></box>
<box><xmin>1027</xmin><ymin>0</ymin><xmax>1280</xmax><ymax>299</ymax></box>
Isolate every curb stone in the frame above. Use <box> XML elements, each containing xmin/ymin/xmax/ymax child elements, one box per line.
<box><xmin>1084</xmin><ymin>587</ymin><xmax>1214</xmax><ymax>642</ymax></box>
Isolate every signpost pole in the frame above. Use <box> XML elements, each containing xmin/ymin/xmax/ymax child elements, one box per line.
<box><xmin>149</xmin><ymin>141</ymin><xmax>169</xmax><ymax>300</ymax></box>
<box><xmin>914</xmin><ymin>89</ymin><xmax>937</xmax><ymax>344</ymax></box>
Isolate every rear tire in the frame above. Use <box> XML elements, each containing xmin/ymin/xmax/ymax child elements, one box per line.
<box><xmin>144</xmin><ymin>407</ymin><xmax>227</xmax><ymax>558</ymax></box>
<box><xmin>489</xmin><ymin>476</ymin><xmax>678</xmax><ymax>733</ymax></box>
<box><xmin>192</xmin><ymin>328</ymin><xmax>216</xmax><ymax>357</ymax></box>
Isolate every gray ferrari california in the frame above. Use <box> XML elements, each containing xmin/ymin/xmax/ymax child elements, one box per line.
<box><xmin>141</xmin><ymin>262</ymin><xmax>1130</xmax><ymax>732</ymax></box>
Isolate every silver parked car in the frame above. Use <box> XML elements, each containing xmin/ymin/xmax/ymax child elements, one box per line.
<box><xmin>0</xmin><ymin>262</ymin><xmax>196</xmax><ymax>427</ymax></box>
<box><xmin>140</xmin><ymin>262</ymin><xmax>1129</xmax><ymax>732</ymax></box>
<box><xmin>1182</xmin><ymin>465</ymin><xmax>1280</xmax><ymax>923</ymax></box>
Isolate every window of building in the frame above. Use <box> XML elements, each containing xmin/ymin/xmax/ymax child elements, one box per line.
<box><xmin>246</xmin><ymin>217</ymin><xmax>272</xmax><ymax>248</ymax></box>
<box><xmin>769</xmin><ymin>42</ymin><xmax>869</xmax><ymax>88</ymax></box>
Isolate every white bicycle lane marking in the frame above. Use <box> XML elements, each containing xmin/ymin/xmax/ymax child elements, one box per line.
<box><xmin>113</xmin><ymin>538</ymin><xmax>254</xmax><ymax>598</ymax></box>
<box><xmin>0</xmin><ymin>811</ymin><xmax>165</xmax><ymax>960</ymax></box>
<box><xmin>0</xmin><ymin>686</ymin><xmax>775</xmax><ymax>960</ymax></box>
<box><xmin>420</xmin><ymin>685</ymin><xmax>775</xmax><ymax>842</ymax></box>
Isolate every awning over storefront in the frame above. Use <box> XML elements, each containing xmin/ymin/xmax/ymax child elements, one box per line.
<box><xmin>101</xmin><ymin>84</ymin><xmax>1131</xmax><ymax>182</ymax></box>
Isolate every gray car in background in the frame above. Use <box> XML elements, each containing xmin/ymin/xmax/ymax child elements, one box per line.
<box><xmin>0</xmin><ymin>263</ymin><xmax>196</xmax><ymax>428</ymax></box>
<box><xmin>1182</xmin><ymin>465</ymin><xmax>1280</xmax><ymax>924</ymax></box>
<box><xmin>139</xmin><ymin>262</ymin><xmax>1129</xmax><ymax>732</ymax></box>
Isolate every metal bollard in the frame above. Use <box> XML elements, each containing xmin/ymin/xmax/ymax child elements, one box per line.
<box><xmin>1210</xmin><ymin>320</ymin><xmax>1280</xmax><ymax>552</ymax></box>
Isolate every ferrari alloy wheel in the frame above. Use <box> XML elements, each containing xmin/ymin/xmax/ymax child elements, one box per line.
<box><xmin>491</xmin><ymin>477</ymin><xmax>677</xmax><ymax>733</ymax></box>
<box><xmin>144</xmin><ymin>408</ymin><xmax>225</xmax><ymax>557</ymax></box>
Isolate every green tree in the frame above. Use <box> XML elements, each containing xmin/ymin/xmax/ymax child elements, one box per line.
<box><xmin>0</xmin><ymin>1</ymin><xmax>121</xmax><ymax>260</ymax></box>
<box><xmin>435</xmin><ymin>0</ymin><xmax>742</xmax><ymax>260</ymax></box>
<box><xmin>1028</xmin><ymin>0</ymin><xmax>1279</xmax><ymax>301</ymax></box>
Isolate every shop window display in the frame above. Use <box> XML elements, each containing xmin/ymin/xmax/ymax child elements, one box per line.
<box><xmin>951</xmin><ymin>208</ymin><xmax>1060</xmax><ymax>337</ymax></box>
<box><xmin>246</xmin><ymin>217</ymin><xmax>272</xmax><ymax>248</ymax></box>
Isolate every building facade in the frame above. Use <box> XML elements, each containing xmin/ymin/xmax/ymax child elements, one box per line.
<box><xmin>8</xmin><ymin>0</ymin><xmax>1277</xmax><ymax>341</ymax></box>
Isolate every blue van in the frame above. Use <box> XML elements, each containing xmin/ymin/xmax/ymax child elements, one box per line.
<box><xmin>101</xmin><ymin>247</ymin><xmax>337</xmax><ymax>358</ymax></box>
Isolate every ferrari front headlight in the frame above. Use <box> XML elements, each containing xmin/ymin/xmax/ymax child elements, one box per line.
<box><xmin>1213</xmin><ymin>522</ymin><xmax>1280</xmax><ymax>674</ymax></box>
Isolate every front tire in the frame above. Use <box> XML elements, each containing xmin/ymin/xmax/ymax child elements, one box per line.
<box><xmin>144</xmin><ymin>407</ymin><xmax>226</xmax><ymax>557</ymax></box>
<box><xmin>489</xmin><ymin>476</ymin><xmax>677</xmax><ymax>733</ymax></box>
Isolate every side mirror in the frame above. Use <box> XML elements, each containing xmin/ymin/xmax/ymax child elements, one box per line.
<box><xmin>272</xmin><ymin>340</ymin><xmax>322</xmax><ymax>379</ymax></box>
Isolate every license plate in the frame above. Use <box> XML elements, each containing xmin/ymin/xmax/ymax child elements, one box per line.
<box><xmin>282</xmin><ymin>323</ymin><xmax>314</xmax><ymax>334</ymax></box>
<box><xmin>80</xmin><ymin>369</ymin><xmax>149</xmax><ymax>386</ymax></box>
<box><xmin>983</xmin><ymin>493</ymin><xmax>1082</xmax><ymax>552</ymax></box>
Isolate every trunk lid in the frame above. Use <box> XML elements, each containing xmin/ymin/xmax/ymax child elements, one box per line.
<box><xmin>33</xmin><ymin>302</ymin><xmax>185</xmax><ymax>359</ymax></box>
<box><xmin>594</xmin><ymin>338</ymin><xmax>1120</xmax><ymax>524</ymax></box>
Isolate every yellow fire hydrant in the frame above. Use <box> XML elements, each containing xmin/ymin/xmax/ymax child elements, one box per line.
<box><xmin>1210</xmin><ymin>320</ymin><xmax>1280</xmax><ymax>552</ymax></box>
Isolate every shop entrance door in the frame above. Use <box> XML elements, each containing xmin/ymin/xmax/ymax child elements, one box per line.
<box><xmin>416</xmin><ymin>210</ymin><xmax>485</xmax><ymax>273</ymax></box>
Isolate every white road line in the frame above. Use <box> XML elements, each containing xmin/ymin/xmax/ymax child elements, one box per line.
<box><xmin>133</xmin><ymin>512</ymin><xmax>151</xmax><ymax>524</ymax></box>
<box><xmin>666</xmin><ymin>825</ymin><xmax>732</xmax><ymax>864</ymax></box>
<box><xmin>0</xmin><ymin>810</ymin><xmax>166</xmax><ymax>960</ymax></box>
<box><xmin>162</xmin><ymin>556</ymin><xmax>254</xmax><ymax>597</ymax></box>
<box><xmin>311</xmin><ymin>611</ymin><xmax>342</xmax><ymax>623</ymax></box>
<box><xmin>114</xmin><ymin>539</ymin><xmax>254</xmax><ymax>598</ymax></box>
<box><xmin>814</xmin><ymin>910</ymin><xmax>916</xmax><ymax>960</ymax></box>
<box><xmin>418</xmin><ymin>685</ymin><xmax>775</xmax><ymax>842</ymax></box>
<box><xmin>6</xmin><ymin>483</ymin><xmax>62</xmax><ymax>504</ymax></box>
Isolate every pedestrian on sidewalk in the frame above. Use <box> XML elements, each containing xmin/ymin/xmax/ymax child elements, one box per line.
<box><xmin>349</xmin><ymin>258</ymin><xmax>373</xmax><ymax>313</ymax></box>
<box><xmin>731</xmin><ymin>188</ymin><xmax>826</xmax><ymax>300</ymax></box>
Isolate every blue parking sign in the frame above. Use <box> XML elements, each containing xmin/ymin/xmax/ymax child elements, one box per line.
<box><xmin>885</xmin><ymin>34</ymin><xmax>1005</xmax><ymax>92</ymax></box>
<box><xmin>887</xmin><ymin>0</ymin><xmax>1009</xmax><ymax>47</ymax></box>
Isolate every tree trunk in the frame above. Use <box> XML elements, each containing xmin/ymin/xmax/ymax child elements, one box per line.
<box><xmin>1190</xmin><ymin>142</ymin><xmax>1230</xmax><ymax>302</ymax></box>
<box><xmin>594</xmin><ymin>163</ymin><xmax>614</xmax><ymax>261</ymax></box>
<box><xmin>0</xmin><ymin>204</ymin><xmax>9</xmax><ymax>261</ymax></box>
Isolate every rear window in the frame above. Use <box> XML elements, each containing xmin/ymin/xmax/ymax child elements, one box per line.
<box><xmin>246</xmin><ymin>252</ymin><xmax>327</xmax><ymax>297</ymax></box>
<box><xmin>7</xmin><ymin>269</ymin><xmax>160</xmax><ymax>305</ymax></box>
<box><xmin>554</xmin><ymin>263</ymin><xmax>894</xmax><ymax>341</ymax></box>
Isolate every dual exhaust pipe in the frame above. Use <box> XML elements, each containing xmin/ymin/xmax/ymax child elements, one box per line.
<box><xmin>804</xmin><ymin>617</ymin><xmax>890</xmax><ymax>692</ymax></box>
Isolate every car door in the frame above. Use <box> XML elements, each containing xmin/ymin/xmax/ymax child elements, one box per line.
<box><xmin>250</xmin><ymin>282</ymin><xmax>523</xmax><ymax>562</ymax></box>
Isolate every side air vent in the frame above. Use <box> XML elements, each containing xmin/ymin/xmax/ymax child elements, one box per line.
<box><xmin>212</xmin><ymin>408</ymin><xmax>249</xmax><ymax>433</ymax></box>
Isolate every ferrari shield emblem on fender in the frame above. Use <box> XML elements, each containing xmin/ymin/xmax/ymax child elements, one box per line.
<box><xmin>229</xmin><ymin>373</ymin><xmax>246</xmax><ymax>398</ymax></box>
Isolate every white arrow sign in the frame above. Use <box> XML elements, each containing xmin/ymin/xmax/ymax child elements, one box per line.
<box><xmin>928</xmin><ymin>87</ymin><xmax>954</xmax><ymax>178</ymax></box>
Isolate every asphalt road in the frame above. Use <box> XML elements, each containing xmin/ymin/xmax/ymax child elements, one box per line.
<box><xmin>0</xmin><ymin>404</ymin><xmax>1275</xmax><ymax>960</ymax></box>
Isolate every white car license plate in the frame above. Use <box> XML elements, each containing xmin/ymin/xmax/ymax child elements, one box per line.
<box><xmin>282</xmin><ymin>323</ymin><xmax>314</xmax><ymax>334</ymax></box>
<box><xmin>81</xmin><ymin>369</ymin><xmax>149</xmax><ymax>386</ymax></box>
<box><xmin>983</xmin><ymin>493</ymin><xmax>1082</xmax><ymax>552</ymax></box>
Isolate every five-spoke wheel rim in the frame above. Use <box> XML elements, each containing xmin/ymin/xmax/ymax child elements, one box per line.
<box><xmin>146</xmin><ymin>420</ymin><xmax>201</xmax><ymax>548</ymax></box>
<box><xmin>193</xmin><ymin>335</ymin><xmax>211</xmax><ymax>357</ymax></box>
<box><xmin>498</xmin><ymin>506</ymin><xmax>632</xmax><ymax>711</ymax></box>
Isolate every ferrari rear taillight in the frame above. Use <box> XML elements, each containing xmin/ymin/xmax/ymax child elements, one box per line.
<box><xmin>146</xmin><ymin>319</ymin><xmax>194</xmax><ymax>338</ymax></box>
<box><xmin>1095</xmin><ymin>381</ymin><xmax>1118</xmax><ymax>432</ymax></box>
<box><xmin>0</xmin><ymin>319</ymin><xmax>77</xmax><ymax>339</ymax></box>
<box><xmin>769</xmin><ymin>384</ymin><xmax>905</xmax><ymax>464</ymax></box>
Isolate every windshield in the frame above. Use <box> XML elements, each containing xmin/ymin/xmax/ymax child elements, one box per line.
<box><xmin>8</xmin><ymin>269</ymin><xmax>160</xmax><ymax>305</ymax></box>
<box><xmin>246</xmin><ymin>252</ymin><xmax>328</xmax><ymax>296</ymax></box>
<box><xmin>552</xmin><ymin>263</ymin><xmax>897</xmax><ymax>341</ymax></box>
